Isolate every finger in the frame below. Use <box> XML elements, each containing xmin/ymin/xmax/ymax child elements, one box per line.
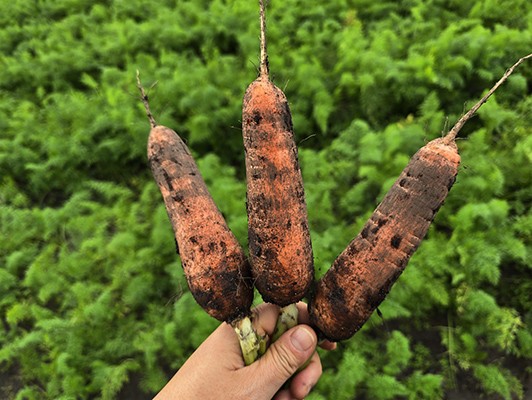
<box><xmin>272</xmin><ymin>388</ymin><xmax>294</xmax><ymax>400</ymax></box>
<box><xmin>318</xmin><ymin>340</ymin><xmax>337</xmax><ymax>351</ymax></box>
<box><xmin>252</xmin><ymin>302</ymin><xmax>282</xmax><ymax>336</ymax></box>
<box><xmin>208</xmin><ymin>322</ymin><xmax>250</xmax><ymax>369</ymax></box>
<box><xmin>247</xmin><ymin>325</ymin><xmax>318</xmax><ymax>399</ymax></box>
<box><xmin>295</xmin><ymin>302</ymin><xmax>336</xmax><ymax>351</ymax></box>
<box><xmin>250</xmin><ymin>302</ymin><xmax>336</xmax><ymax>360</ymax></box>
<box><xmin>295</xmin><ymin>301</ymin><xmax>310</xmax><ymax>323</ymax></box>
<box><xmin>288</xmin><ymin>351</ymin><xmax>322</xmax><ymax>399</ymax></box>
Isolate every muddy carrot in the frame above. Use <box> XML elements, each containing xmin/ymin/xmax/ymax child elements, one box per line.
<box><xmin>137</xmin><ymin>74</ymin><xmax>265</xmax><ymax>364</ymax></box>
<box><xmin>242</xmin><ymin>0</ymin><xmax>313</xmax><ymax>309</ymax></box>
<box><xmin>309</xmin><ymin>54</ymin><xmax>532</xmax><ymax>341</ymax></box>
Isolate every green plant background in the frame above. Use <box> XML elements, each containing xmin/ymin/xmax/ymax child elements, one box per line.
<box><xmin>1</xmin><ymin>0</ymin><xmax>531</xmax><ymax>399</ymax></box>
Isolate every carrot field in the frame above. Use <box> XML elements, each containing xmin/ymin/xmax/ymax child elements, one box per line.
<box><xmin>1</xmin><ymin>0</ymin><xmax>531</xmax><ymax>398</ymax></box>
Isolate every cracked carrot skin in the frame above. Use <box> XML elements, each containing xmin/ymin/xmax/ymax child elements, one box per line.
<box><xmin>309</xmin><ymin>137</ymin><xmax>460</xmax><ymax>341</ymax></box>
<box><xmin>148</xmin><ymin>125</ymin><xmax>253</xmax><ymax>323</ymax></box>
<box><xmin>242</xmin><ymin>77</ymin><xmax>314</xmax><ymax>306</ymax></box>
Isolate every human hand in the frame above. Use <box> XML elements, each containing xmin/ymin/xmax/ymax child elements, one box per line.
<box><xmin>154</xmin><ymin>302</ymin><xmax>336</xmax><ymax>400</ymax></box>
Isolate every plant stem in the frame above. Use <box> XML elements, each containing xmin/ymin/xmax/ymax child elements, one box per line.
<box><xmin>444</xmin><ymin>53</ymin><xmax>532</xmax><ymax>144</ymax></box>
<box><xmin>259</xmin><ymin>0</ymin><xmax>269</xmax><ymax>79</ymax></box>
<box><xmin>136</xmin><ymin>70</ymin><xmax>158</xmax><ymax>129</ymax></box>
<box><xmin>232</xmin><ymin>316</ymin><xmax>268</xmax><ymax>365</ymax></box>
<box><xmin>272</xmin><ymin>303</ymin><xmax>299</xmax><ymax>342</ymax></box>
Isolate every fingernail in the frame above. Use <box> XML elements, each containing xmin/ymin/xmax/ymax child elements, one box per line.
<box><xmin>291</xmin><ymin>327</ymin><xmax>314</xmax><ymax>352</ymax></box>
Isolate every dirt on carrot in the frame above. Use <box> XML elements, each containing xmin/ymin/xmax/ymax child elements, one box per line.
<box><xmin>308</xmin><ymin>54</ymin><xmax>531</xmax><ymax>341</ymax></box>
<box><xmin>242</xmin><ymin>0</ymin><xmax>313</xmax><ymax>307</ymax></box>
<box><xmin>137</xmin><ymin>74</ymin><xmax>254</xmax><ymax>324</ymax></box>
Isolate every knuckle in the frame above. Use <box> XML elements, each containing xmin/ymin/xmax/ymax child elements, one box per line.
<box><xmin>269</xmin><ymin>344</ymin><xmax>300</xmax><ymax>380</ymax></box>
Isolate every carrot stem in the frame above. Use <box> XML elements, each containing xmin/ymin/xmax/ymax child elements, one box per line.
<box><xmin>232</xmin><ymin>316</ymin><xmax>268</xmax><ymax>365</ymax></box>
<box><xmin>233</xmin><ymin>305</ymin><xmax>299</xmax><ymax>366</ymax></box>
<box><xmin>259</xmin><ymin>0</ymin><xmax>269</xmax><ymax>79</ymax></box>
<box><xmin>444</xmin><ymin>53</ymin><xmax>532</xmax><ymax>144</ymax></box>
<box><xmin>272</xmin><ymin>303</ymin><xmax>299</xmax><ymax>342</ymax></box>
<box><xmin>136</xmin><ymin>70</ymin><xmax>158</xmax><ymax>129</ymax></box>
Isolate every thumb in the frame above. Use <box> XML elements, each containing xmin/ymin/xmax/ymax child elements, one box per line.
<box><xmin>250</xmin><ymin>325</ymin><xmax>317</xmax><ymax>397</ymax></box>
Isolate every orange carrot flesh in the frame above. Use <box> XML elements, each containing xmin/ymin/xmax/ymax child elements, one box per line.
<box><xmin>148</xmin><ymin>125</ymin><xmax>253</xmax><ymax>323</ymax></box>
<box><xmin>309</xmin><ymin>138</ymin><xmax>459</xmax><ymax>341</ymax></box>
<box><xmin>243</xmin><ymin>78</ymin><xmax>314</xmax><ymax>306</ymax></box>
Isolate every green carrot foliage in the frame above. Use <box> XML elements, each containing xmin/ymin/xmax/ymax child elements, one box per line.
<box><xmin>1</xmin><ymin>0</ymin><xmax>530</xmax><ymax>398</ymax></box>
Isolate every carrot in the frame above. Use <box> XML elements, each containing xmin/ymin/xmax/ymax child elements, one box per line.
<box><xmin>136</xmin><ymin>73</ymin><xmax>267</xmax><ymax>364</ymax></box>
<box><xmin>242</xmin><ymin>0</ymin><xmax>313</xmax><ymax>308</ymax></box>
<box><xmin>309</xmin><ymin>54</ymin><xmax>532</xmax><ymax>342</ymax></box>
<box><xmin>136</xmin><ymin>74</ymin><xmax>254</xmax><ymax>324</ymax></box>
